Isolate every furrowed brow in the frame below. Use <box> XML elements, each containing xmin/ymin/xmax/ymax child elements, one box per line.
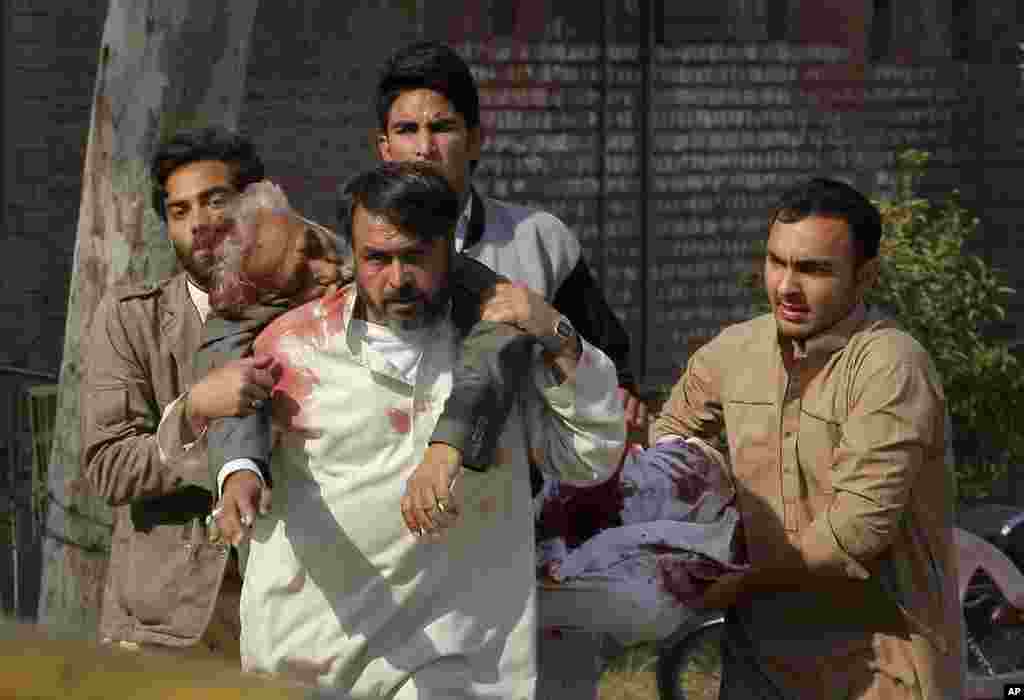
<box><xmin>166</xmin><ymin>185</ymin><xmax>233</xmax><ymax>208</ymax></box>
<box><xmin>794</xmin><ymin>257</ymin><xmax>837</xmax><ymax>272</ymax></box>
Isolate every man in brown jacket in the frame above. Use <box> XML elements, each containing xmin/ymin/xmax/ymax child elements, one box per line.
<box><xmin>82</xmin><ymin>127</ymin><xmax>330</xmax><ymax>658</ymax></box>
<box><xmin>652</xmin><ymin>178</ymin><xmax>963</xmax><ymax>699</ymax></box>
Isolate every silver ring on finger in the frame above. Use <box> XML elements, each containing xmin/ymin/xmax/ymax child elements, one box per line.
<box><xmin>206</xmin><ymin>508</ymin><xmax>224</xmax><ymax>542</ymax></box>
<box><xmin>250</xmin><ymin>398</ymin><xmax>265</xmax><ymax>410</ymax></box>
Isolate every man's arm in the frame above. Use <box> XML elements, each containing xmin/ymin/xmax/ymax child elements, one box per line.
<box><xmin>550</xmin><ymin>258</ymin><xmax>653</xmax><ymax>433</ymax></box>
<box><xmin>475</xmin><ymin>279</ymin><xmax>625</xmax><ymax>481</ymax></box>
<box><xmin>650</xmin><ymin>343</ymin><xmax>726</xmax><ymax>445</ymax></box>
<box><xmin>82</xmin><ymin>296</ymin><xmax>209</xmax><ymax>505</ymax></box>
<box><xmin>528</xmin><ymin>336</ymin><xmax>626</xmax><ymax>485</ymax></box>
<box><xmin>698</xmin><ymin>344</ymin><xmax>945</xmax><ymax>608</ymax></box>
<box><xmin>551</xmin><ymin>259</ymin><xmax>634</xmax><ymax>388</ymax></box>
<box><xmin>797</xmin><ymin>353</ymin><xmax>942</xmax><ymax>579</ymax></box>
<box><xmin>428</xmin><ymin>255</ymin><xmax>529</xmax><ymax>471</ymax></box>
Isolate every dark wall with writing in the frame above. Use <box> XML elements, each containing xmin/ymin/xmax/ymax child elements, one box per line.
<box><xmin>6</xmin><ymin>0</ymin><xmax>1023</xmax><ymax>390</ymax></box>
<box><xmin>418</xmin><ymin>1</ymin><xmax>987</xmax><ymax>388</ymax></box>
<box><xmin>4</xmin><ymin>0</ymin><xmax>1023</xmax><ymax>620</ymax></box>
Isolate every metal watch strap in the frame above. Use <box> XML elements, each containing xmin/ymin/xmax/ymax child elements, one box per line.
<box><xmin>540</xmin><ymin>314</ymin><xmax>576</xmax><ymax>353</ymax></box>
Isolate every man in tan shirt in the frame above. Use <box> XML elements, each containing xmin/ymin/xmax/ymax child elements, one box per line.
<box><xmin>652</xmin><ymin>178</ymin><xmax>963</xmax><ymax>699</ymax></box>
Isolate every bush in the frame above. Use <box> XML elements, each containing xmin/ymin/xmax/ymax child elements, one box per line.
<box><xmin>870</xmin><ymin>150</ymin><xmax>1022</xmax><ymax>501</ymax></box>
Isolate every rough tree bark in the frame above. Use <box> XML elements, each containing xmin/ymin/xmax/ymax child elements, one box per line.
<box><xmin>37</xmin><ymin>0</ymin><xmax>260</xmax><ymax>633</ymax></box>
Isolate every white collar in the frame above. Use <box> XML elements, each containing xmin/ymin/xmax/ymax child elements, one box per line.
<box><xmin>454</xmin><ymin>194</ymin><xmax>473</xmax><ymax>253</ymax></box>
<box><xmin>185</xmin><ymin>277</ymin><xmax>211</xmax><ymax>324</ymax></box>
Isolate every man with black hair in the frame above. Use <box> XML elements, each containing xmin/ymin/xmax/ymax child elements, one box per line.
<box><xmin>83</xmin><ymin>126</ymin><xmax>292</xmax><ymax>657</ymax></box>
<box><xmin>653</xmin><ymin>178</ymin><xmax>963</xmax><ymax>699</ymax></box>
<box><xmin>237</xmin><ymin>161</ymin><xmax>624</xmax><ymax>697</ymax></box>
<box><xmin>372</xmin><ymin>40</ymin><xmax>648</xmax><ymax>697</ymax></box>
<box><xmin>373</xmin><ymin>40</ymin><xmax>647</xmax><ymax>434</ymax></box>
<box><xmin>196</xmin><ymin>178</ymin><xmax>534</xmax><ymax>547</ymax></box>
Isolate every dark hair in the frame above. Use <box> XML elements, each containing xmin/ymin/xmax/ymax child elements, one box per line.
<box><xmin>343</xmin><ymin>162</ymin><xmax>459</xmax><ymax>244</ymax></box>
<box><xmin>376</xmin><ymin>40</ymin><xmax>480</xmax><ymax>131</ymax></box>
<box><xmin>770</xmin><ymin>177</ymin><xmax>883</xmax><ymax>261</ymax></box>
<box><xmin>150</xmin><ymin>126</ymin><xmax>265</xmax><ymax>221</ymax></box>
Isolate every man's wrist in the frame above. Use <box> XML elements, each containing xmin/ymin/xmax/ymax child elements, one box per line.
<box><xmin>182</xmin><ymin>389</ymin><xmax>207</xmax><ymax>439</ymax></box>
<box><xmin>217</xmin><ymin>459</ymin><xmax>265</xmax><ymax>499</ymax></box>
<box><xmin>555</xmin><ymin>334</ymin><xmax>582</xmax><ymax>366</ymax></box>
<box><xmin>539</xmin><ymin>314</ymin><xmax>579</xmax><ymax>355</ymax></box>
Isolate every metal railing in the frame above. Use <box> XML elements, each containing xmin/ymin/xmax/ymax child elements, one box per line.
<box><xmin>1</xmin><ymin>370</ymin><xmax>58</xmax><ymax>620</ymax></box>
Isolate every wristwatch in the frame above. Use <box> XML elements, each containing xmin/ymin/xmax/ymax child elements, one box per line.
<box><xmin>539</xmin><ymin>314</ymin><xmax>578</xmax><ymax>353</ymax></box>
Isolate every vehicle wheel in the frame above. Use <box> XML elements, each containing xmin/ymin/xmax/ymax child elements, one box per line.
<box><xmin>963</xmin><ymin>571</ymin><xmax>1024</xmax><ymax>676</ymax></box>
<box><xmin>655</xmin><ymin>621</ymin><xmax>724</xmax><ymax>700</ymax></box>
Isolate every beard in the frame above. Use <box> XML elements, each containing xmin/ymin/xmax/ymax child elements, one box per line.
<box><xmin>175</xmin><ymin>221</ymin><xmax>236</xmax><ymax>291</ymax></box>
<box><xmin>357</xmin><ymin>276</ymin><xmax>451</xmax><ymax>333</ymax></box>
<box><xmin>174</xmin><ymin>240</ymin><xmax>215</xmax><ymax>290</ymax></box>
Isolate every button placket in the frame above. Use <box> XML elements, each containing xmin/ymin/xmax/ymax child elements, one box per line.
<box><xmin>780</xmin><ymin>372</ymin><xmax>803</xmax><ymax>531</ymax></box>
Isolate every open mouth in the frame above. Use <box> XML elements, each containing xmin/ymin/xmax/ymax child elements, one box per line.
<box><xmin>388</xmin><ymin>299</ymin><xmax>422</xmax><ymax>312</ymax></box>
<box><xmin>778</xmin><ymin>304</ymin><xmax>809</xmax><ymax>321</ymax></box>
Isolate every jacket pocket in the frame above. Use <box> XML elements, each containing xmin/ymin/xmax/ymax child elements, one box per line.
<box><xmin>121</xmin><ymin>500</ymin><xmax>223</xmax><ymax>642</ymax></box>
<box><xmin>797</xmin><ymin>408</ymin><xmax>841</xmax><ymax>507</ymax></box>
<box><xmin>88</xmin><ymin>388</ymin><xmax>128</xmax><ymax>434</ymax></box>
<box><xmin>722</xmin><ymin>400</ymin><xmax>776</xmax><ymax>485</ymax></box>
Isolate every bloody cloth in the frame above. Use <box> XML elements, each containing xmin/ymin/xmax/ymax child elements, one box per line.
<box><xmin>534</xmin><ymin>438</ymin><xmax>748</xmax><ymax>645</ymax></box>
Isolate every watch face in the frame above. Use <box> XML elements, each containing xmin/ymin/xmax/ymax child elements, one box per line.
<box><xmin>555</xmin><ymin>317</ymin><xmax>574</xmax><ymax>339</ymax></box>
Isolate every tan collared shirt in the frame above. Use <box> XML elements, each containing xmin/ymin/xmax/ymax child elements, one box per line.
<box><xmin>652</xmin><ymin>304</ymin><xmax>962</xmax><ymax>698</ymax></box>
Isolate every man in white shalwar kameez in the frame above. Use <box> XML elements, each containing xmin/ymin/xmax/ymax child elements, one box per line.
<box><xmin>234</xmin><ymin>162</ymin><xmax>625</xmax><ymax>698</ymax></box>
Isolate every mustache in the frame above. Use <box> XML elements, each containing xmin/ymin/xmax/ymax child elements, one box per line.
<box><xmin>383</xmin><ymin>287</ymin><xmax>425</xmax><ymax>304</ymax></box>
<box><xmin>192</xmin><ymin>221</ymin><xmax>236</xmax><ymax>253</ymax></box>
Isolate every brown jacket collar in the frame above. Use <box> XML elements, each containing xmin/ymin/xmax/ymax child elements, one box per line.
<box><xmin>154</xmin><ymin>272</ymin><xmax>203</xmax><ymax>388</ymax></box>
<box><xmin>784</xmin><ymin>302</ymin><xmax>869</xmax><ymax>363</ymax></box>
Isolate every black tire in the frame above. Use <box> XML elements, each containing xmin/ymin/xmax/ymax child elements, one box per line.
<box><xmin>656</xmin><ymin>621</ymin><xmax>725</xmax><ymax>700</ymax></box>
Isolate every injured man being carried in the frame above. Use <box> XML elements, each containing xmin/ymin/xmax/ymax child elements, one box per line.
<box><xmin>535</xmin><ymin>437</ymin><xmax>747</xmax><ymax>647</ymax></box>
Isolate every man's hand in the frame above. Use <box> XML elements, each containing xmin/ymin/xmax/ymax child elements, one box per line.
<box><xmin>480</xmin><ymin>281</ymin><xmax>560</xmax><ymax>339</ymax></box>
<box><xmin>691</xmin><ymin>571</ymin><xmax>748</xmax><ymax>611</ymax></box>
<box><xmin>401</xmin><ymin>443</ymin><xmax>463</xmax><ymax>539</ymax></box>
<box><xmin>481</xmin><ymin>281</ymin><xmax>581</xmax><ymax>380</ymax></box>
<box><xmin>210</xmin><ymin>470</ymin><xmax>271</xmax><ymax>547</ymax></box>
<box><xmin>187</xmin><ymin>355</ymin><xmax>276</xmax><ymax>426</ymax></box>
<box><xmin>621</xmin><ymin>387</ymin><xmax>649</xmax><ymax>435</ymax></box>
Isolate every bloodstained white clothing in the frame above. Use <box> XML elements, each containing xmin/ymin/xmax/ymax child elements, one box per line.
<box><xmin>239</xmin><ymin>285</ymin><xmax>625</xmax><ymax>699</ymax></box>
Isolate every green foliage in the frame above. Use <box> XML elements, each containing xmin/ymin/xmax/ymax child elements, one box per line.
<box><xmin>870</xmin><ymin>150</ymin><xmax>1022</xmax><ymax>500</ymax></box>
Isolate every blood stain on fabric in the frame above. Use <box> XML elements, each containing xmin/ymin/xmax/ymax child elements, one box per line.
<box><xmin>279</xmin><ymin>655</ymin><xmax>339</xmax><ymax>685</ymax></box>
<box><xmin>284</xmin><ymin>569</ymin><xmax>306</xmax><ymax>594</ymax></box>
<box><xmin>388</xmin><ymin>408</ymin><xmax>411</xmax><ymax>434</ymax></box>
<box><xmin>254</xmin><ymin>291</ymin><xmax>351</xmax><ymax>432</ymax></box>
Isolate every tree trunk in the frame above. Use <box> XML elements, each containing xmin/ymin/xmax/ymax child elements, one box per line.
<box><xmin>37</xmin><ymin>0</ymin><xmax>260</xmax><ymax>633</ymax></box>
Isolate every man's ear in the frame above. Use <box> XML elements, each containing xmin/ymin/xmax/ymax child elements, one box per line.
<box><xmin>856</xmin><ymin>256</ymin><xmax>881</xmax><ymax>299</ymax></box>
<box><xmin>467</xmin><ymin>126</ymin><xmax>482</xmax><ymax>161</ymax></box>
<box><xmin>376</xmin><ymin>131</ymin><xmax>390</xmax><ymax>161</ymax></box>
